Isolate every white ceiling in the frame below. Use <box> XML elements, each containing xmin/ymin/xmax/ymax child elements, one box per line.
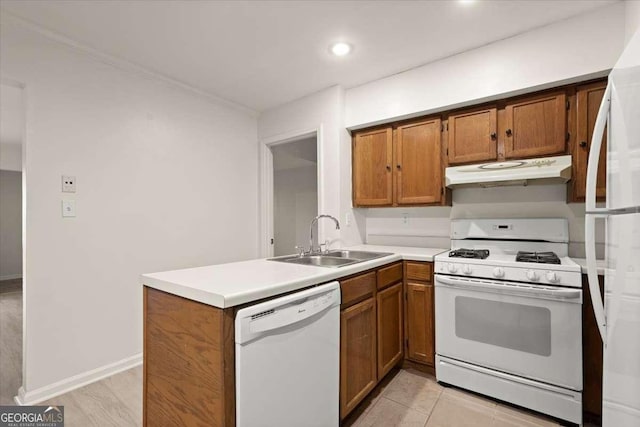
<box><xmin>0</xmin><ymin>84</ymin><xmax>24</xmax><ymax>146</ymax></box>
<box><xmin>0</xmin><ymin>0</ymin><xmax>617</xmax><ymax>112</ymax></box>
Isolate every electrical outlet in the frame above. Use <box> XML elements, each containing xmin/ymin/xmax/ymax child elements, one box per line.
<box><xmin>345</xmin><ymin>212</ymin><xmax>352</xmax><ymax>227</ymax></box>
<box><xmin>402</xmin><ymin>213</ymin><xmax>409</xmax><ymax>224</ymax></box>
<box><xmin>62</xmin><ymin>175</ymin><xmax>76</xmax><ymax>193</ymax></box>
<box><xmin>62</xmin><ymin>200</ymin><xmax>76</xmax><ymax>217</ymax></box>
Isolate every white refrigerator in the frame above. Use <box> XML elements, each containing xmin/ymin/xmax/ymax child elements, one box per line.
<box><xmin>585</xmin><ymin>29</ymin><xmax>640</xmax><ymax>427</ymax></box>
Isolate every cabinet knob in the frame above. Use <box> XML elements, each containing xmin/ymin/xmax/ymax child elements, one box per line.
<box><xmin>490</xmin><ymin>132</ymin><xmax>497</xmax><ymax>140</ymax></box>
<box><xmin>386</xmin><ymin>165</ymin><xmax>391</xmax><ymax>171</ymax></box>
<box><xmin>579</xmin><ymin>141</ymin><xmax>587</xmax><ymax>148</ymax></box>
<box><xmin>396</xmin><ymin>164</ymin><xmax>401</xmax><ymax>170</ymax></box>
<box><xmin>506</xmin><ymin>129</ymin><xmax>512</xmax><ymax>137</ymax></box>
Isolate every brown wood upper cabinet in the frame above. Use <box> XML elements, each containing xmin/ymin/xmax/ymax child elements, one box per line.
<box><xmin>504</xmin><ymin>91</ymin><xmax>567</xmax><ymax>159</ymax></box>
<box><xmin>352</xmin><ymin>118</ymin><xmax>443</xmax><ymax>207</ymax></box>
<box><xmin>395</xmin><ymin>118</ymin><xmax>443</xmax><ymax>205</ymax></box>
<box><xmin>571</xmin><ymin>82</ymin><xmax>607</xmax><ymax>202</ymax></box>
<box><xmin>447</xmin><ymin>106</ymin><xmax>498</xmax><ymax>165</ymax></box>
<box><xmin>352</xmin><ymin>127</ymin><xmax>393</xmax><ymax>206</ymax></box>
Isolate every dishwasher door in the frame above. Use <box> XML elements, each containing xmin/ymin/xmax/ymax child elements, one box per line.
<box><xmin>235</xmin><ymin>281</ymin><xmax>341</xmax><ymax>427</ymax></box>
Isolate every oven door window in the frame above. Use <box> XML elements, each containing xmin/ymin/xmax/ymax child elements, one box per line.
<box><xmin>455</xmin><ymin>296</ymin><xmax>551</xmax><ymax>356</ymax></box>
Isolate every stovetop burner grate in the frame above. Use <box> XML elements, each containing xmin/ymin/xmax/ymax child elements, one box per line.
<box><xmin>449</xmin><ymin>248</ymin><xmax>490</xmax><ymax>259</ymax></box>
<box><xmin>515</xmin><ymin>251</ymin><xmax>561</xmax><ymax>264</ymax></box>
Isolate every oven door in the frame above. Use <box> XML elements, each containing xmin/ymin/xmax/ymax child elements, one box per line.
<box><xmin>435</xmin><ymin>274</ymin><xmax>582</xmax><ymax>391</ymax></box>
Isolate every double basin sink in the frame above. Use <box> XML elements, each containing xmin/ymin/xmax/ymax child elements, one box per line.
<box><xmin>268</xmin><ymin>250</ymin><xmax>393</xmax><ymax>268</ymax></box>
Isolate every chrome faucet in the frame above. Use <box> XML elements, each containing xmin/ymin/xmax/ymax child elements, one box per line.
<box><xmin>309</xmin><ymin>215</ymin><xmax>340</xmax><ymax>254</ymax></box>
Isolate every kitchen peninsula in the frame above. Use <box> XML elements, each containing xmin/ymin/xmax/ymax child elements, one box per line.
<box><xmin>141</xmin><ymin>245</ymin><xmax>445</xmax><ymax>426</ymax></box>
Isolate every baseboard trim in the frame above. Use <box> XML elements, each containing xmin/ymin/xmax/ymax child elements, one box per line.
<box><xmin>0</xmin><ymin>274</ymin><xmax>22</xmax><ymax>281</ymax></box>
<box><xmin>14</xmin><ymin>353</ymin><xmax>142</xmax><ymax>405</ymax></box>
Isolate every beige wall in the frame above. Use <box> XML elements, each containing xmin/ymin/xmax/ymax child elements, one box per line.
<box><xmin>0</xmin><ymin>170</ymin><xmax>22</xmax><ymax>280</ymax></box>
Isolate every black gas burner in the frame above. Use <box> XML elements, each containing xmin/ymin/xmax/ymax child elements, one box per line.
<box><xmin>516</xmin><ymin>251</ymin><xmax>561</xmax><ymax>264</ymax></box>
<box><xmin>449</xmin><ymin>248</ymin><xmax>490</xmax><ymax>259</ymax></box>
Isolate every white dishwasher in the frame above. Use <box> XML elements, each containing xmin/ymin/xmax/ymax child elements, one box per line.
<box><xmin>235</xmin><ymin>281</ymin><xmax>341</xmax><ymax>427</ymax></box>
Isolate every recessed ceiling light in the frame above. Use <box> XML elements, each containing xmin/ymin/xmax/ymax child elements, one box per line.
<box><xmin>330</xmin><ymin>42</ymin><xmax>352</xmax><ymax>57</ymax></box>
<box><xmin>459</xmin><ymin>0</ymin><xmax>476</xmax><ymax>4</ymax></box>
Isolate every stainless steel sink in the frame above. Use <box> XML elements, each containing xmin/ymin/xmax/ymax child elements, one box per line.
<box><xmin>283</xmin><ymin>255</ymin><xmax>359</xmax><ymax>267</ymax></box>
<box><xmin>324</xmin><ymin>250</ymin><xmax>392</xmax><ymax>260</ymax></box>
<box><xmin>267</xmin><ymin>250</ymin><xmax>392</xmax><ymax>268</ymax></box>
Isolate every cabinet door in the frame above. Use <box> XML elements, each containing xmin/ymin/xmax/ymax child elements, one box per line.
<box><xmin>504</xmin><ymin>92</ymin><xmax>567</xmax><ymax>159</ymax></box>
<box><xmin>448</xmin><ymin>106</ymin><xmax>497</xmax><ymax>165</ymax></box>
<box><xmin>405</xmin><ymin>282</ymin><xmax>434</xmax><ymax>366</ymax></box>
<box><xmin>352</xmin><ymin>128</ymin><xmax>393</xmax><ymax>206</ymax></box>
<box><xmin>574</xmin><ymin>82</ymin><xmax>607</xmax><ymax>201</ymax></box>
<box><xmin>340</xmin><ymin>298</ymin><xmax>377</xmax><ymax>419</ymax></box>
<box><xmin>377</xmin><ymin>282</ymin><xmax>403</xmax><ymax>379</ymax></box>
<box><xmin>395</xmin><ymin>118</ymin><xmax>442</xmax><ymax>205</ymax></box>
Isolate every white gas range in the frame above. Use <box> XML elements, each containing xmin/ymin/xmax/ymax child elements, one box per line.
<box><xmin>434</xmin><ymin>218</ymin><xmax>583</xmax><ymax>425</ymax></box>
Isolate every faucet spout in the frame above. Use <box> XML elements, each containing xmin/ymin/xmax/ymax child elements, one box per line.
<box><xmin>309</xmin><ymin>214</ymin><xmax>340</xmax><ymax>254</ymax></box>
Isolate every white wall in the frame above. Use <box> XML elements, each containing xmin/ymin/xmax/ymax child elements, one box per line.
<box><xmin>0</xmin><ymin>15</ymin><xmax>259</xmax><ymax>399</ymax></box>
<box><xmin>0</xmin><ymin>170</ymin><xmax>22</xmax><ymax>280</ymax></box>
<box><xmin>627</xmin><ymin>0</ymin><xmax>640</xmax><ymax>43</ymax></box>
<box><xmin>345</xmin><ymin>2</ymin><xmax>626</xmax><ymax>129</ymax></box>
<box><xmin>365</xmin><ymin>185</ymin><xmax>604</xmax><ymax>259</ymax></box>
<box><xmin>0</xmin><ymin>143</ymin><xmax>22</xmax><ymax>171</ymax></box>
<box><xmin>273</xmin><ymin>165</ymin><xmax>317</xmax><ymax>256</ymax></box>
<box><xmin>258</xmin><ymin>86</ymin><xmax>366</xmax><ymax>251</ymax></box>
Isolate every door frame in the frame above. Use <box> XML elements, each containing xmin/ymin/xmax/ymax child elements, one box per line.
<box><xmin>258</xmin><ymin>125</ymin><xmax>323</xmax><ymax>258</ymax></box>
<box><xmin>1</xmin><ymin>76</ymin><xmax>28</xmax><ymax>404</ymax></box>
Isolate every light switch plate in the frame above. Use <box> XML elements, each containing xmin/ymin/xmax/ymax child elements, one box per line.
<box><xmin>62</xmin><ymin>175</ymin><xmax>76</xmax><ymax>193</ymax></box>
<box><xmin>62</xmin><ymin>200</ymin><xmax>76</xmax><ymax>217</ymax></box>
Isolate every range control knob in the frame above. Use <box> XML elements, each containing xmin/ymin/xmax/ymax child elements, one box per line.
<box><xmin>493</xmin><ymin>267</ymin><xmax>505</xmax><ymax>278</ymax></box>
<box><xmin>526</xmin><ymin>270</ymin><xmax>540</xmax><ymax>281</ymax></box>
<box><xmin>546</xmin><ymin>271</ymin><xmax>560</xmax><ymax>283</ymax></box>
<box><xmin>448</xmin><ymin>263</ymin><xmax>459</xmax><ymax>273</ymax></box>
<box><xmin>462</xmin><ymin>264</ymin><xmax>473</xmax><ymax>275</ymax></box>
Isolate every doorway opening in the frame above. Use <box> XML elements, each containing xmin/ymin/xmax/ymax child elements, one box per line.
<box><xmin>271</xmin><ymin>136</ymin><xmax>318</xmax><ymax>256</ymax></box>
<box><xmin>0</xmin><ymin>81</ymin><xmax>25</xmax><ymax>404</ymax></box>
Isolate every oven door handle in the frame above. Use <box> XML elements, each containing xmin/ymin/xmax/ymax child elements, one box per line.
<box><xmin>435</xmin><ymin>275</ymin><xmax>582</xmax><ymax>302</ymax></box>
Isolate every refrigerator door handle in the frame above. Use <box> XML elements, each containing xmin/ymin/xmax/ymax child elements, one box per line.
<box><xmin>584</xmin><ymin>83</ymin><xmax>610</xmax><ymax>343</ymax></box>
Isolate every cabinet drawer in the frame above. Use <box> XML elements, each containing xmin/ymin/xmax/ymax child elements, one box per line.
<box><xmin>405</xmin><ymin>262</ymin><xmax>432</xmax><ymax>282</ymax></box>
<box><xmin>340</xmin><ymin>271</ymin><xmax>376</xmax><ymax>307</ymax></box>
<box><xmin>377</xmin><ymin>262</ymin><xmax>403</xmax><ymax>290</ymax></box>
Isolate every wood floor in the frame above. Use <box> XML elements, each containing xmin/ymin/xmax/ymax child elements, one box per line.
<box><xmin>0</xmin><ymin>278</ymin><xmax>22</xmax><ymax>406</ymax></box>
<box><xmin>1</xmin><ymin>280</ymin><xmax>586</xmax><ymax>426</ymax></box>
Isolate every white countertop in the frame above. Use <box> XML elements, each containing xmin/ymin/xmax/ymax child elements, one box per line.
<box><xmin>141</xmin><ymin>245</ymin><xmax>447</xmax><ymax>309</ymax></box>
<box><xmin>570</xmin><ymin>257</ymin><xmax>606</xmax><ymax>276</ymax></box>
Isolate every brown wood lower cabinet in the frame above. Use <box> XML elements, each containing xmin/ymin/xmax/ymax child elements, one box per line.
<box><xmin>404</xmin><ymin>261</ymin><xmax>435</xmax><ymax>367</ymax></box>
<box><xmin>144</xmin><ymin>287</ymin><xmax>236</xmax><ymax>427</ymax></box>
<box><xmin>405</xmin><ymin>281</ymin><xmax>435</xmax><ymax>365</ymax></box>
<box><xmin>340</xmin><ymin>297</ymin><xmax>377</xmax><ymax>419</ymax></box>
<box><xmin>377</xmin><ymin>282</ymin><xmax>404</xmax><ymax>378</ymax></box>
<box><xmin>583</xmin><ymin>273</ymin><xmax>605</xmax><ymax>418</ymax></box>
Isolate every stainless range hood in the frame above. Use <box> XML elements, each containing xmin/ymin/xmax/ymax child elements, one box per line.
<box><xmin>445</xmin><ymin>155</ymin><xmax>572</xmax><ymax>188</ymax></box>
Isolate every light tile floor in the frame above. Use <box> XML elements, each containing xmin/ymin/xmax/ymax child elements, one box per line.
<box><xmin>347</xmin><ymin>369</ymin><xmax>566</xmax><ymax>427</ymax></box>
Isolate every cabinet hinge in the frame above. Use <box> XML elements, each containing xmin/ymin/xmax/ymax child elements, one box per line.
<box><xmin>406</xmin><ymin>338</ymin><xmax>409</xmax><ymax>349</ymax></box>
<box><xmin>446</xmin><ymin>123</ymin><xmax>449</xmax><ymax>131</ymax></box>
<box><xmin>566</xmin><ymin>132</ymin><xmax>570</xmax><ymax>142</ymax></box>
<box><xmin>446</xmin><ymin>148</ymin><xmax>449</xmax><ymax>156</ymax></box>
<box><xmin>441</xmin><ymin>187</ymin><xmax>444</xmax><ymax>195</ymax></box>
<box><xmin>441</xmin><ymin>124</ymin><xmax>444</xmax><ymax>132</ymax></box>
<box><xmin>566</xmin><ymin>100</ymin><xmax>570</xmax><ymax>110</ymax></box>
